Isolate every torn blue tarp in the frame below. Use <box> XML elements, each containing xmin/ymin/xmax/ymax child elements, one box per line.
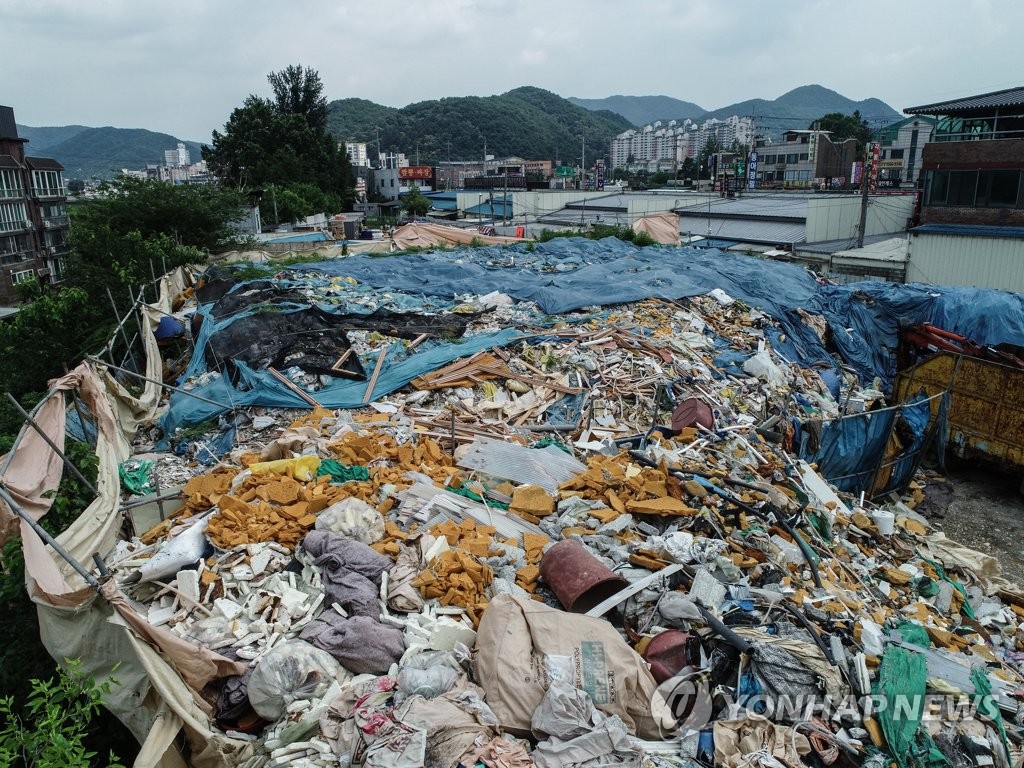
<box><xmin>799</xmin><ymin>392</ymin><xmax>937</xmax><ymax>496</ymax></box>
<box><xmin>160</xmin><ymin>328</ymin><xmax>521</xmax><ymax>441</ymax></box>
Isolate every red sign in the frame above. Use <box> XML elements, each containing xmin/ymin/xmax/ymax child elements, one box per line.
<box><xmin>399</xmin><ymin>166</ymin><xmax>433</xmax><ymax>180</ymax></box>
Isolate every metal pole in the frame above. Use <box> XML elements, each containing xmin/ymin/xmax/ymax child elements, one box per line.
<box><xmin>86</xmin><ymin>356</ymin><xmax>232</xmax><ymax>410</ymax></box>
<box><xmin>0</xmin><ymin>484</ymin><xmax>101</xmax><ymax>591</ymax></box>
<box><xmin>4</xmin><ymin>392</ymin><xmax>98</xmax><ymax>496</ymax></box>
<box><xmin>106</xmin><ymin>286</ymin><xmax>139</xmax><ymax>371</ymax></box>
<box><xmin>0</xmin><ymin>395</ymin><xmax>49</xmax><ymax>477</ymax></box>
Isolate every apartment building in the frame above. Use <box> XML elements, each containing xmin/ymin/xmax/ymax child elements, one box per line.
<box><xmin>610</xmin><ymin>116</ymin><xmax>755</xmax><ymax>171</ymax></box>
<box><xmin>0</xmin><ymin>105</ymin><xmax>70</xmax><ymax>305</ymax></box>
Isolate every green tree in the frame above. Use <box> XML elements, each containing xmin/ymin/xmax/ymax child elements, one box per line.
<box><xmin>268</xmin><ymin>64</ymin><xmax>328</xmax><ymax>132</ymax></box>
<box><xmin>681</xmin><ymin>157</ymin><xmax>697</xmax><ymax>180</ymax></box>
<box><xmin>812</xmin><ymin>111</ymin><xmax>871</xmax><ymax>153</ymax></box>
<box><xmin>698</xmin><ymin>137</ymin><xmax>722</xmax><ymax>180</ymax></box>
<box><xmin>66</xmin><ymin>179</ymin><xmax>85</xmax><ymax>195</ymax></box>
<box><xmin>0</xmin><ymin>660</ymin><xmax>123</xmax><ymax>768</ymax></box>
<box><xmin>401</xmin><ymin>188</ymin><xmax>431</xmax><ymax>218</ymax></box>
<box><xmin>204</xmin><ymin>66</ymin><xmax>355</xmax><ymax>210</ymax></box>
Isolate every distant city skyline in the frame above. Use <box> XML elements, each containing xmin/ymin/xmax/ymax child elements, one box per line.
<box><xmin>3</xmin><ymin>0</ymin><xmax>1019</xmax><ymax>141</ymax></box>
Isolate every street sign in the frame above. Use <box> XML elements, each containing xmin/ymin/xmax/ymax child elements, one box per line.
<box><xmin>556</xmin><ymin>166</ymin><xmax>575</xmax><ymax>178</ymax></box>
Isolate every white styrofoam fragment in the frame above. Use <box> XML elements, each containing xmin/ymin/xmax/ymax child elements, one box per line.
<box><xmin>214</xmin><ymin>598</ymin><xmax>244</xmax><ymax>620</ymax></box>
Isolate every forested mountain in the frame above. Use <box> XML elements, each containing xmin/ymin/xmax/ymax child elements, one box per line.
<box><xmin>326</xmin><ymin>87</ymin><xmax>633</xmax><ymax>166</ymax></box>
<box><xmin>571</xmin><ymin>84</ymin><xmax>902</xmax><ymax>139</ymax></box>
<box><xmin>15</xmin><ymin>124</ymin><xmax>203</xmax><ymax>180</ymax></box>
<box><xmin>568</xmin><ymin>95</ymin><xmax>706</xmax><ymax>126</ymax></box>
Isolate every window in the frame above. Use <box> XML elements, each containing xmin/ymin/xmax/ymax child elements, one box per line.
<box><xmin>976</xmin><ymin>170</ymin><xmax>1022</xmax><ymax>208</ymax></box>
<box><xmin>925</xmin><ymin>170</ymin><xmax>979</xmax><ymax>206</ymax></box>
<box><xmin>0</xmin><ymin>202</ymin><xmax>28</xmax><ymax>232</ymax></box>
<box><xmin>0</xmin><ymin>169</ymin><xmax>22</xmax><ymax>199</ymax></box>
<box><xmin>786</xmin><ymin>153</ymin><xmax>799</xmax><ymax>164</ymax></box>
<box><xmin>799</xmin><ymin>153</ymin><xmax>808</xmax><ymax>162</ymax></box>
<box><xmin>31</xmin><ymin>170</ymin><xmax>64</xmax><ymax>197</ymax></box>
<box><xmin>10</xmin><ymin>268</ymin><xmax>34</xmax><ymax>285</ymax></box>
<box><xmin>889</xmin><ymin>148</ymin><xmax>905</xmax><ymax>160</ymax></box>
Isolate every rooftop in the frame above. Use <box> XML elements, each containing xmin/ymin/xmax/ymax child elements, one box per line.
<box><xmin>905</xmin><ymin>86</ymin><xmax>1024</xmax><ymax>115</ymax></box>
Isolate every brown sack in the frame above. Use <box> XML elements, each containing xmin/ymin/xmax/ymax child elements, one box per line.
<box><xmin>472</xmin><ymin>594</ymin><xmax>675</xmax><ymax>739</ymax></box>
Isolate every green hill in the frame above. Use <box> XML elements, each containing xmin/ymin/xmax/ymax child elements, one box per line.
<box><xmin>14</xmin><ymin>124</ymin><xmax>204</xmax><ymax>180</ymax></box>
<box><xmin>568</xmin><ymin>95</ymin><xmax>707</xmax><ymax>127</ymax></box>
<box><xmin>326</xmin><ymin>87</ymin><xmax>633</xmax><ymax>166</ymax></box>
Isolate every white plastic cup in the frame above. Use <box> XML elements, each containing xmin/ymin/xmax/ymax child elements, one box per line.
<box><xmin>871</xmin><ymin>509</ymin><xmax>895</xmax><ymax>536</ymax></box>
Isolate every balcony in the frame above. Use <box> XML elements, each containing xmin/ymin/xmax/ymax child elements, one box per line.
<box><xmin>42</xmin><ymin>215</ymin><xmax>70</xmax><ymax>229</ymax></box>
<box><xmin>0</xmin><ymin>219</ymin><xmax>30</xmax><ymax>233</ymax></box>
<box><xmin>0</xmin><ymin>188</ymin><xmax>24</xmax><ymax>200</ymax></box>
<box><xmin>0</xmin><ymin>252</ymin><xmax>28</xmax><ymax>266</ymax></box>
<box><xmin>32</xmin><ymin>186</ymin><xmax>66</xmax><ymax>199</ymax></box>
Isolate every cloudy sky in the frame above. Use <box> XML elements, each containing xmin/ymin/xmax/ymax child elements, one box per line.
<box><xmin>3</xmin><ymin>0</ymin><xmax>1019</xmax><ymax>141</ymax></box>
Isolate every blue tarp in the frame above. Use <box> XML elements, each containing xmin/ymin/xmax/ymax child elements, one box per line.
<box><xmin>163</xmin><ymin>238</ymin><xmax>1024</xmax><ymax>445</ymax></box>
<box><xmin>293</xmin><ymin>238</ymin><xmax>1024</xmax><ymax>386</ymax></box>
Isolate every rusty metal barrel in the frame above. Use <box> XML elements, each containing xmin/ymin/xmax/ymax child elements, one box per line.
<box><xmin>539</xmin><ymin>539</ymin><xmax>629</xmax><ymax>613</ymax></box>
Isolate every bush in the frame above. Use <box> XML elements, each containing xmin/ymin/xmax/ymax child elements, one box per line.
<box><xmin>0</xmin><ymin>659</ymin><xmax>124</xmax><ymax>768</ymax></box>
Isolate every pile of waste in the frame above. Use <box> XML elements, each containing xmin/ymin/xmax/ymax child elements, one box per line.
<box><xmin>18</xmin><ymin>244</ymin><xmax>1024</xmax><ymax>768</ymax></box>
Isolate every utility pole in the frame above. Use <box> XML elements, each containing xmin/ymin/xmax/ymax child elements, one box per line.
<box><xmin>856</xmin><ymin>135</ymin><xmax>871</xmax><ymax>248</ymax></box>
<box><xmin>374</xmin><ymin>127</ymin><xmax>381</xmax><ymax>168</ymax></box>
<box><xmin>580</xmin><ymin>136</ymin><xmax>586</xmax><ymax>190</ymax></box>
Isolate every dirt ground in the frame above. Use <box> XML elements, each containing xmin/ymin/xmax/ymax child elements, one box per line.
<box><xmin>917</xmin><ymin>464</ymin><xmax>1024</xmax><ymax>586</ymax></box>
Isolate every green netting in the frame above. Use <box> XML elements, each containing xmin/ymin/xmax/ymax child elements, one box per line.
<box><xmin>970</xmin><ymin>666</ymin><xmax>1012</xmax><ymax>765</ymax></box>
<box><xmin>919</xmin><ymin>554</ymin><xmax>976</xmax><ymax>620</ymax></box>
<box><xmin>894</xmin><ymin>621</ymin><xmax>931</xmax><ymax>648</ymax></box>
<box><xmin>874</xmin><ymin>646</ymin><xmax>949</xmax><ymax>768</ymax></box>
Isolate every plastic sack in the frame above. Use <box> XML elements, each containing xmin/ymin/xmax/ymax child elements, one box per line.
<box><xmin>742</xmin><ymin>349</ymin><xmax>788</xmax><ymax>387</ymax></box>
<box><xmin>396</xmin><ymin>650</ymin><xmax>463</xmax><ymax>704</ymax></box>
<box><xmin>248</xmin><ymin>455</ymin><xmax>321</xmax><ymax>482</ymax></box>
<box><xmin>649</xmin><ymin>531</ymin><xmax>728</xmax><ymax>565</ymax></box>
<box><xmin>315</xmin><ymin>497</ymin><xmax>385</xmax><ymax>544</ymax></box>
<box><xmin>473</xmin><ymin>594</ymin><xmax>674</xmax><ymax>739</ymax></box>
<box><xmin>247</xmin><ymin>639</ymin><xmax>349</xmax><ymax>721</ymax></box>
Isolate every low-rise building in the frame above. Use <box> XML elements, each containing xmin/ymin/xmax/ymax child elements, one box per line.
<box><xmin>0</xmin><ymin>105</ymin><xmax>70</xmax><ymax>305</ymax></box>
<box><xmin>755</xmin><ymin>131</ymin><xmax>858</xmax><ymax>189</ymax></box>
<box><xmin>875</xmin><ymin>116</ymin><xmax>935</xmax><ymax>189</ymax></box>
<box><xmin>901</xmin><ymin>86</ymin><xmax>1024</xmax><ymax>291</ymax></box>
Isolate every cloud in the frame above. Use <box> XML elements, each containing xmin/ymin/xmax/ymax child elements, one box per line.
<box><xmin>1</xmin><ymin>0</ymin><xmax>1020</xmax><ymax>139</ymax></box>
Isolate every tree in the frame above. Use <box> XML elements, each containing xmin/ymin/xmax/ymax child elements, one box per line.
<box><xmin>66</xmin><ymin>179</ymin><xmax>85</xmax><ymax>195</ymax></box>
<box><xmin>268</xmin><ymin>65</ymin><xmax>328</xmax><ymax>133</ymax></box>
<box><xmin>698</xmin><ymin>137</ymin><xmax>722</xmax><ymax>179</ymax></box>
<box><xmin>812</xmin><ymin>111</ymin><xmax>872</xmax><ymax>153</ymax></box>
<box><xmin>401</xmin><ymin>188</ymin><xmax>431</xmax><ymax>218</ymax></box>
<box><xmin>681</xmin><ymin>157</ymin><xmax>697</xmax><ymax>180</ymax></box>
<box><xmin>204</xmin><ymin>66</ymin><xmax>355</xmax><ymax>211</ymax></box>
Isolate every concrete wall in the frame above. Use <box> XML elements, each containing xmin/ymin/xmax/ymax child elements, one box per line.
<box><xmin>906</xmin><ymin>231</ymin><xmax>1024</xmax><ymax>291</ymax></box>
<box><xmin>804</xmin><ymin>194</ymin><xmax>915</xmax><ymax>242</ymax></box>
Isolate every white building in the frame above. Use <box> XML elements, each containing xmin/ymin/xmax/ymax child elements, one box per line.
<box><xmin>344</xmin><ymin>141</ymin><xmax>369</xmax><ymax>167</ymax></box>
<box><xmin>163</xmin><ymin>142</ymin><xmax>190</xmax><ymax>168</ymax></box>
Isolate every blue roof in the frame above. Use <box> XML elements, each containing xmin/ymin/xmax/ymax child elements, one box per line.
<box><xmin>429</xmin><ymin>199</ymin><xmax>458</xmax><ymax>211</ymax></box>
<box><xmin>465</xmin><ymin>201</ymin><xmax>513</xmax><ymax>217</ymax></box>
<box><xmin>911</xmin><ymin>223</ymin><xmax>1024</xmax><ymax>240</ymax></box>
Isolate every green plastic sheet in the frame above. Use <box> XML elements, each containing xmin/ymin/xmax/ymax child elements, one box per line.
<box><xmin>317</xmin><ymin>459</ymin><xmax>370</xmax><ymax>484</ymax></box>
<box><xmin>119</xmin><ymin>460</ymin><xmax>154</xmax><ymax>495</ymax></box>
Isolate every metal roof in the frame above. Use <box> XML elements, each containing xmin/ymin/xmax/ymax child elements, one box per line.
<box><xmin>796</xmin><ymin>232</ymin><xmax>904</xmax><ymax>254</ymax></box>
<box><xmin>911</xmin><ymin>223</ymin><xmax>1024</xmax><ymax>240</ymax></box>
<box><xmin>680</xmin><ymin>218</ymin><xmax>807</xmax><ymax>246</ymax></box>
<box><xmin>25</xmin><ymin>156</ymin><xmax>63</xmax><ymax>171</ymax></box>
<box><xmin>904</xmin><ymin>86</ymin><xmax>1024</xmax><ymax>115</ymax></box>
<box><xmin>674</xmin><ymin>194</ymin><xmax>819</xmax><ymax>221</ymax></box>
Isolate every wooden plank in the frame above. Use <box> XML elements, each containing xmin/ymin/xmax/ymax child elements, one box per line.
<box><xmin>267</xmin><ymin>367</ymin><xmax>321</xmax><ymax>408</ymax></box>
<box><xmin>363</xmin><ymin>346</ymin><xmax>388</xmax><ymax>403</ymax></box>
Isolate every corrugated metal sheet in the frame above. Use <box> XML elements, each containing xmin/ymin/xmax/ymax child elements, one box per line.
<box><xmin>676</xmin><ymin>217</ymin><xmax>807</xmax><ymax>245</ymax></box>
<box><xmin>905</xmin><ymin>86</ymin><xmax>1024</xmax><ymax>115</ymax></box>
<box><xmin>906</xmin><ymin>231</ymin><xmax>1024</xmax><ymax>291</ymax></box>
<box><xmin>674</xmin><ymin>194</ymin><xmax>820</xmax><ymax>220</ymax></box>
